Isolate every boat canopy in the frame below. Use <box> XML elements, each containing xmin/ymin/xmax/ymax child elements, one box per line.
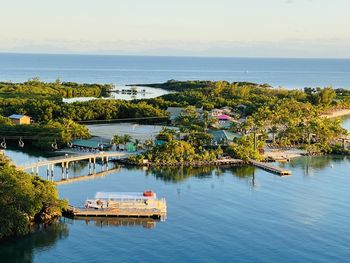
<box><xmin>95</xmin><ymin>192</ymin><xmax>156</xmax><ymax>200</ymax></box>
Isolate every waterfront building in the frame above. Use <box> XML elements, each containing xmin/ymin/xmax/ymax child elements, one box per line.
<box><xmin>209</xmin><ymin>130</ymin><xmax>241</xmax><ymax>145</ymax></box>
<box><xmin>8</xmin><ymin>114</ymin><xmax>31</xmax><ymax>125</ymax></box>
<box><xmin>210</xmin><ymin>109</ymin><xmax>224</xmax><ymax>117</ymax></box>
<box><xmin>72</xmin><ymin>137</ymin><xmax>112</xmax><ymax>150</ymax></box>
<box><xmin>166</xmin><ymin>107</ymin><xmax>203</xmax><ymax>124</ymax></box>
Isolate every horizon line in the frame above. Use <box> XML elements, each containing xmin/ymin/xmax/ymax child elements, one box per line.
<box><xmin>1</xmin><ymin>51</ymin><xmax>350</xmax><ymax>60</ymax></box>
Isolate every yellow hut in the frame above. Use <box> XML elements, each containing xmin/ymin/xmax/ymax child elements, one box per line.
<box><xmin>8</xmin><ymin>114</ymin><xmax>31</xmax><ymax>125</ymax></box>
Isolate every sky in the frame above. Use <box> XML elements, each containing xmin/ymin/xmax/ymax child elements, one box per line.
<box><xmin>1</xmin><ymin>0</ymin><xmax>350</xmax><ymax>58</ymax></box>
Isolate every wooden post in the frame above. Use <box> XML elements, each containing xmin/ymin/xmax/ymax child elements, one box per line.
<box><xmin>66</xmin><ymin>162</ymin><xmax>69</xmax><ymax>179</ymax></box>
<box><xmin>93</xmin><ymin>158</ymin><xmax>96</xmax><ymax>174</ymax></box>
<box><xmin>253</xmin><ymin>131</ymin><xmax>257</xmax><ymax>151</ymax></box>
<box><xmin>51</xmin><ymin>164</ymin><xmax>54</xmax><ymax>182</ymax></box>
<box><xmin>101</xmin><ymin>156</ymin><xmax>105</xmax><ymax>171</ymax></box>
<box><xmin>106</xmin><ymin>156</ymin><xmax>109</xmax><ymax>171</ymax></box>
<box><xmin>88</xmin><ymin>158</ymin><xmax>92</xmax><ymax>175</ymax></box>
<box><xmin>47</xmin><ymin>164</ymin><xmax>50</xmax><ymax>181</ymax></box>
<box><xmin>62</xmin><ymin>162</ymin><xmax>65</xmax><ymax>180</ymax></box>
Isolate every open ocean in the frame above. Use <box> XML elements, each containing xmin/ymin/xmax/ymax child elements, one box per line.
<box><xmin>1</xmin><ymin>53</ymin><xmax>350</xmax><ymax>89</ymax></box>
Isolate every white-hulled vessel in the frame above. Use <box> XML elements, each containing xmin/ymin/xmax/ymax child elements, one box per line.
<box><xmin>85</xmin><ymin>191</ymin><xmax>167</xmax><ymax>218</ymax></box>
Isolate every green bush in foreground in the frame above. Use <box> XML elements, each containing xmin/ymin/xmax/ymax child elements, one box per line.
<box><xmin>0</xmin><ymin>156</ymin><xmax>67</xmax><ymax>240</ymax></box>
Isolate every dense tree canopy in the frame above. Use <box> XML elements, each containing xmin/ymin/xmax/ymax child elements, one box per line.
<box><xmin>0</xmin><ymin>79</ymin><xmax>348</xmax><ymax>154</ymax></box>
<box><xmin>0</xmin><ymin>118</ymin><xmax>90</xmax><ymax>150</ymax></box>
<box><xmin>0</xmin><ymin>154</ymin><xmax>66</xmax><ymax>240</ymax></box>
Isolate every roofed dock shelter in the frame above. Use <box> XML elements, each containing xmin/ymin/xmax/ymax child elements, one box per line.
<box><xmin>72</xmin><ymin>137</ymin><xmax>112</xmax><ymax>150</ymax></box>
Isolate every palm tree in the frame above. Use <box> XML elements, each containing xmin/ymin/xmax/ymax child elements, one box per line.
<box><xmin>112</xmin><ymin>135</ymin><xmax>124</xmax><ymax>145</ymax></box>
<box><xmin>143</xmin><ymin>139</ymin><xmax>153</xmax><ymax>150</ymax></box>
<box><xmin>123</xmin><ymin>134</ymin><xmax>132</xmax><ymax>144</ymax></box>
<box><xmin>134</xmin><ymin>139</ymin><xmax>141</xmax><ymax>150</ymax></box>
<box><xmin>269</xmin><ymin>126</ymin><xmax>278</xmax><ymax>144</ymax></box>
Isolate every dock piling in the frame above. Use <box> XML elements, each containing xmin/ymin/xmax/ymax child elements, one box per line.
<box><xmin>46</xmin><ymin>164</ymin><xmax>50</xmax><ymax>181</ymax></box>
<box><xmin>93</xmin><ymin>157</ymin><xmax>96</xmax><ymax>174</ymax></box>
<box><xmin>61</xmin><ymin>162</ymin><xmax>65</xmax><ymax>180</ymax></box>
<box><xmin>51</xmin><ymin>164</ymin><xmax>54</xmax><ymax>181</ymax></box>
<box><xmin>66</xmin><ymin>162</ymin><xmax>70</xmax><ymax>179</ymax></box>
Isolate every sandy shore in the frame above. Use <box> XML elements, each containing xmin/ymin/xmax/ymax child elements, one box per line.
<box><xmin>320</xmin><ymin>109</ymin><xmax>350</xmax><ymax>119</ymax></box>
<box><xmin>264</xmin><ymin>148</ymin><xmax>308</xmax><ymax>161</ymax></box>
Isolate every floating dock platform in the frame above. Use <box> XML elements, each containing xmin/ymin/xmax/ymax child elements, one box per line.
<box><xmin>63</xmin><ymin>206</ymin><xmax>165</xmax><ymax>220</ymax></box>
<box><xmin>250</xmin><ymin>160</ymin><xmax>292</xmax><ymax>176</ymax></box>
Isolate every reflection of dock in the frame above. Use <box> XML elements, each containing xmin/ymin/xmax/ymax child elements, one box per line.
<box><xmin>135</xmin><ymin>158</ymin><xmax>244</xmax><ymax>167</ymax></box>
<box><xmin>64</xmin><ymin>206</ymin><xmax>165</xmax><ymax>220</ymax></box>
<box><xmin>56</xmin><ymin>168</ymin><xmax>121</xmax><ymax>185</ymax></box>
<box><xmin>250</xmin><ymin>160</ymin><xmax>292</xmax><ymax>176</ymax></box>
<box><xmin>76</xmin><ymin>217</ymin><xmax>158</xmax><ymax>229</ymax></box>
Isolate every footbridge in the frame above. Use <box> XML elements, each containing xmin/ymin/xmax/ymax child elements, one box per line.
<box><xmin>18</xmin><ymin>152</ymin><xmax>128</xmax><ymax>180</ymax></box>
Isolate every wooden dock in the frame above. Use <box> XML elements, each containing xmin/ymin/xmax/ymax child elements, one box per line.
<box><xmin>63</xmin><ymin>206</ymin><xmax>165</xmax><ymax>220</ymax></box>
<box><xmin>17</xmin><ymin>152</ymin><xmax>127</xmax><ymax>180</ymax></box>
<box><xmin>250</xmin><ymin>160</ymin><xmax>292</xmax><ymax>176</ymax></box>
<box><xmin>18</xmin><ymin>152</ymin><xmax>126</xmax><ymax>171</ymax></box>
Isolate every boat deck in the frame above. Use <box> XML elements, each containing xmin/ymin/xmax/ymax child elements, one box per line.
<box><xmin>63</xmin><ymin>206</ymin><xmax>165</xmax><ymax>220</ymax></box>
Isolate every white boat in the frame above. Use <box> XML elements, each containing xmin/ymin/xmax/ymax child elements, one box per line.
<box><xmin>85</xmin><ymin>191</ymin><xmax>167</xmax><ymax>215</ymax></box>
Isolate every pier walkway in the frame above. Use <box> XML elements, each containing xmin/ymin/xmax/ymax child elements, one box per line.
<box><xmin>250</xmin><ymin>160</ymin><xmax>292</xmax><ymax>176</ymax></box>
<box><xmin>17</xmin><ymin>152</ymin><xmax>127</xmax><ymax>180</ymax></box>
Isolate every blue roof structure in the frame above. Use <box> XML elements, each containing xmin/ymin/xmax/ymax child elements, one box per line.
<box><xmin>209</xmin><ymin>130</ymin><xmax>241</xmax><ymax>143</ymax></box>
<box><xmin>8</xmin><ymin>114</ymin><xmax>27</xmax><ymax>119</ymax></box>
<box><xmin>72</xmin><ymin>137</ymin><xmax>112</xmax><ymax>149</ymax></box>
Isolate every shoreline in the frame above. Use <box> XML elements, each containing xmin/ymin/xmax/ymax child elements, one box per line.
<box><xmin>320</xmin><ymin>109</ymin><xmax>350</xmax><ymax>119</ymax></box>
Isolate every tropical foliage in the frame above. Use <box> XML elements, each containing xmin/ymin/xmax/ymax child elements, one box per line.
<box><xmin>0</xmin><ymin>118</ymin><xmax>90</xmax><ymax>150</ymax></box>
<box><xmin>0</xmin><ymin>154</ymin><xmax>66</xmax><ymax>240</ymax></box>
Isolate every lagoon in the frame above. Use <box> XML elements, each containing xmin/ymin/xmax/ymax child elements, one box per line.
<box><xmin>63</xmin><ymin>85</ymin><xmax>170</xmax><ymax>102</ymax></box>
<box><xmin>1</xmin><ymin>148</ymin><xmax>350</xmax><ymax>262</ymax></box>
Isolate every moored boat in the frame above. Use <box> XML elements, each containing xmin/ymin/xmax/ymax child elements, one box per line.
<box><xmin>63</xmin><ymin>191</ymin><xmax>167</xmax><ymax>220</ymax></box>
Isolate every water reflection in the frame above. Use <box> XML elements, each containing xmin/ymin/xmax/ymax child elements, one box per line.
<box><xmin>142</xmin><ymin>165</ymin><xmax>256</xmax><ymax>183</ymax></box>
<box><xmin>289</xmin><ymin>156</ymin><xmax>350</xmax><ymax>176</ymax></box>
<box><xmin>74</xmin><ymin>217</ymin><xmax>158</xmax><ymax>229</ymax></box>
<box><xmin>0</xmin><ymin>222</ymin><xmax>68</xmax><ymax>263</ymax></box>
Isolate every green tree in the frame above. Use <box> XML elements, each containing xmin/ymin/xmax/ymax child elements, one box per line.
<box><xmin>227</xmin><ymin>135</ymin><xmax>265</xmax><ymax>161</ymax></box>
<box><xmin>0</xmin><ymin>156</ymin><xmax>66</xmax><ymax>240</ymax></box>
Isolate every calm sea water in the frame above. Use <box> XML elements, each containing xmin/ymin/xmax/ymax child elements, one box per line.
<box><xmin>1</xmin><ymin>152</ymin><xmax>350</xmax><ymax>263</ymax></box>
<box><xmin>1</xmin><ymin>53</ymin><xmax>350</xmax><ymax>88</ymax></box>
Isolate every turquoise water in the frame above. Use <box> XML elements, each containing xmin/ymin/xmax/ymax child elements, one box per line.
<box><xmin>1</xmin><ymin>53</ymin><xmax>350</xmax><ymax>88</ymax></box>
<box><xmin>1</xmin><ymin>154</ymin><xmax>350</xmax><ymax>262</ymax></box>
<box><xmin>341</xmin><ymin>115</ymin><xmax>350</xmax><ymax>130</ymax></box>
